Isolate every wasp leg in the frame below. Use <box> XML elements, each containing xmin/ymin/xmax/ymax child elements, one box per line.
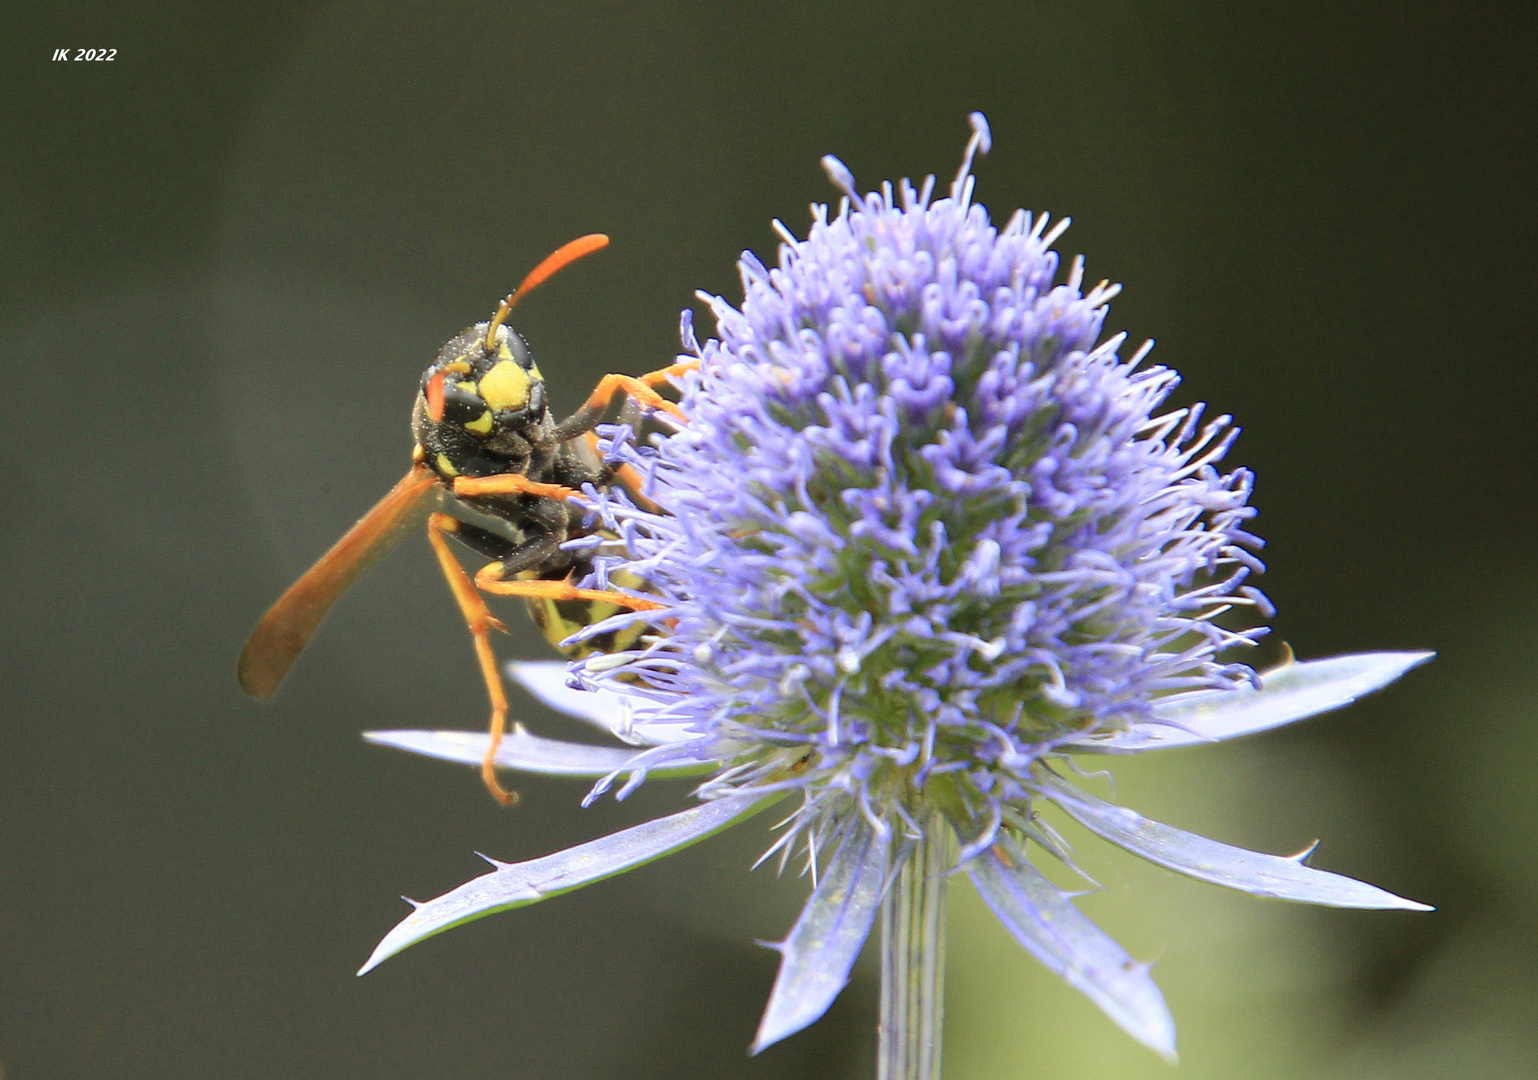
<box><xmin>560</xmin><ymin>360</ymin><xmax>701</xmax><ymax>511</ymax></box>
<box><xmin>448</xmin><ymin>514</ymin><xmax>663</xmax><ymax>613</ymax></box>
<box><xmin>438</xmin><ymin>513</ymin><xmax>664</xmax><ymax>796</ymax></box>
<box><xmin>551</xmin><ymin>363</ymin><xmax>696</xmax><ymax>441</ymax></box>
<box><xmin>453</xmin><ymin>473</ymin><xmax>583</xmax><ymax>502</ymax></box>
<box><xmin>581</xmin><ymin>432</ymin><xmax>661</xmax><ymax>514</ymax></box>
<box><xmin>475</xmin><ymin>574</ymin><xmax>665</xmax><ymax>611</ymax></box>
<box><xmin>426</xmin><ymin>513</ymin><xmax>520</xmax><ymax>806</ymax></box>
<box><xmin>635</xmin><ymin>359</ymin><xmax>699</xmax><ymax>387</ymax></box>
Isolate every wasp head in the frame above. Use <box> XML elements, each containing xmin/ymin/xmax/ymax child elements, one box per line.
<box><xmin>413</xmin><ymin>321</ymin><xmax>553</xmax><ymax>481</ymax></box>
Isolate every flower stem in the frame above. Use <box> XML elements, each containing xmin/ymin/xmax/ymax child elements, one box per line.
<box><xmin>878</xmin><ymin>813</ymin><xmax>952</xmax><ymax>1080</ymax></box>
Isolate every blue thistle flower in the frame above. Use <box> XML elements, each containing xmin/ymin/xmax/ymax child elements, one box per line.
<box><xmin>362</xmin><ymin>113</ymin><xmax>1431</xmax><ymax>1061</ymax></box>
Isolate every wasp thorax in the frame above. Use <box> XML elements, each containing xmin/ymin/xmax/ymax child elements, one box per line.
<box><xmin>413</xmin><ymin>322</ymin><xmax>552</xmax><ymax>480</ymax></box>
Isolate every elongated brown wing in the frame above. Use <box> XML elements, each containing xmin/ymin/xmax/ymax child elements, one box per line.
<box><xmin>238</xmin><ymin>466</ymin><xmax>442</xmax><ymax>699</ymax></box>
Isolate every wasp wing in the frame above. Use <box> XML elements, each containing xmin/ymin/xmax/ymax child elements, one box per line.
<box><xmin>238</xmin><ymin>465</ymin><xmax>442</xmax><ymax>699</ymax></box>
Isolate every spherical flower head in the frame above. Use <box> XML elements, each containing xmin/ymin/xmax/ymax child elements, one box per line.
<box><xmin>578</xmin><ymin>112</ymin><xmax>1269</xmax><ymax>845</ymax></box>
<box><xmin>363</xmin><ymin>116</ymin><xmax>1431</xmax><ymax>1060</ymax></box>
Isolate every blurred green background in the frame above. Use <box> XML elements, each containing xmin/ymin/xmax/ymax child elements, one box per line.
<box><xmin>3</xmin><ymin>2</ymin><xmax>1534</xmax><ymax>1077</ymax></box>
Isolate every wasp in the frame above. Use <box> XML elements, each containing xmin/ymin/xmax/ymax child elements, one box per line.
<box><xmin>238</xmin><ymin>235</ymin><xmax>690</xmax><ymax>804</ymax></box>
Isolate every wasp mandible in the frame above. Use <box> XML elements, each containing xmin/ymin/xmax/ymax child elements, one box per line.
<box><xmin>238</xmin><ymin>235</ymin><xmax>690</xmax><ymax>804</ymax></box>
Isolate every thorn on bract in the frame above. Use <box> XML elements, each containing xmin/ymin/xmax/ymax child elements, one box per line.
<box><xmin>1290</xmin><ymin>840</ymin><xmax>1321</xmax><ymax>863</ymax></box>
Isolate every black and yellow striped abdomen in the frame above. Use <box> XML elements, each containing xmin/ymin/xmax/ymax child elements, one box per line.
<box><xmin>518</xmin><ymin>566</ymin><xmax>651</xmax><ymax>658</ymax></box>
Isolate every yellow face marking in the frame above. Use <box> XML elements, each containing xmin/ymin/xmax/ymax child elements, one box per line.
<box><xmin>529</xmin><ymin>363</ymin><xmax>543</xmax><ymax>382</ymax></box>
<box><xmin>463</xmin><ymin>409</ymin><xmax>494</xmax><ymax>435</ymax></box>
<box><xmin>479</xmin><ymin>360</ymin><xmax>531</xmax><ymax>411</ymax></box>
<box><xmin>443</xmin><ymin>360</ymin><xmax>473</xmax><ymax>374</ymax></box>
<box><xmin>435</xmin><ymin>453</ymin><xmax>459</xmax><ymax>477</ymax></box>
<box><xmin>497</xmin><ymin>342</ymin><xmax>514</xmax><ymax>362</ymax></box>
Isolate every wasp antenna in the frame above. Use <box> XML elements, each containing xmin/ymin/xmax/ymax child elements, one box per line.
<box><xmin>484</xmin><ymin>233</ymin><xmax>610</xmax><ymax>350</ymax></box>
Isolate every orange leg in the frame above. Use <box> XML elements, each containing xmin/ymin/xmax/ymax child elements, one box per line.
<box><xmin>459</xmin><ymin>441</ymin><xmax>659</xmax><ymax>513</ymax></box>
<box><xmin>473</xmin><ymin>570</ymin><xmax>665</xmax><ymax>612</ymax></box>
<box><xmin>600</xmin><ymin>359</ymin><xmax>697</xmax><ymax>424</ymax></box>
<box><xmin>550</xmin><ymin>358</ymin><xmax>696</xmax><ymax>442</ymax></box>
<box><xmin>582</xmin><ymin>372</ymin><xmax>688</xmax><ymax>422</ymax></box>
<box><xmin>581</xmin><ymin>432</ymin><xmax>661</xmax><ymax>514</ymax></box>
<box><xmin>453</xmin><ymin>473</ymin><xmax>583</xmax><ymax>502</ymax></box>
<box><xmin>636</xmin><ymin>359</ymin><xmax>699</xmax><ymax>388</ymax></box>
<box><xmin>569</xmin><ymin>361</ymin><xmax>699</xmax><ymax>510</ymax></box>
<box><xmin>426</xmin><ymin>513</ymin><xmax>518</xmax><ymax>806</ymax></box>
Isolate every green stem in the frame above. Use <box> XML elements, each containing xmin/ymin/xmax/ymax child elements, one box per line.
<box><xmin>878</xmin><ymin>813</ymin><xmax>952</xmax><ymax>1080</ymax></box>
